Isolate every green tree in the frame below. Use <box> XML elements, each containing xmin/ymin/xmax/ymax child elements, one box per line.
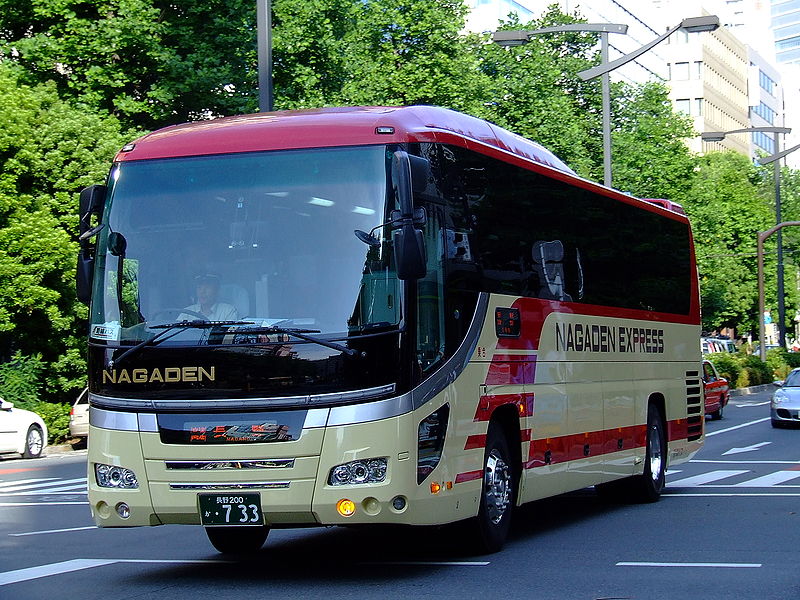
<box><xmin>0</xmin><ymin>62</ymin><xmax>129</xmax><ymax>400</ymax></box>
<box><xmin>610</xmin><ymin>81</ymin><xmax>696</xmax><ymax>200</ymax></box>
<box><xmin>683</xmin><ymin>152</ymin><xmax>774</xmax><ymax>334</ymax></box>
<box><xmin>478</xmin><ymin>9</ymin><xmax>602</xmax><ymax>177</ymax></box>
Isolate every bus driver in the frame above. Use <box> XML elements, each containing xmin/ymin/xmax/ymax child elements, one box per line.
<box><xmin>180</xmin><ymin>273</ymin><xmax>239</xmax><ymax>321</ymax></box>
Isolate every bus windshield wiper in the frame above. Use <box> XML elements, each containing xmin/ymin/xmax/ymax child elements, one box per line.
<box><xmin>239</xmin><ymin>326</ymin><xmax>362</xmax><ymax>357</ymax></box>
<box><xmin>108</xmin><ymin>320</ymin><xmax>253</xmax><ymax>369</ymax></box>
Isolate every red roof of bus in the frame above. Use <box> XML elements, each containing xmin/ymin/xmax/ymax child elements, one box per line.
<box><xmin>115</xmin><ymin>105</ymin><xmax>575</xmax><ymax>174</ymax></box>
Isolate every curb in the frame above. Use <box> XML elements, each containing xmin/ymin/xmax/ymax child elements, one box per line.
<box><xmin>730</xmin><ymin>383</ymin><xmax>774</xmax><ymax>397</ymax></box>
<box><xmin>45</xmin><ymin>441</ymin><xmax>85</xmax><ymax>454</ymax></box>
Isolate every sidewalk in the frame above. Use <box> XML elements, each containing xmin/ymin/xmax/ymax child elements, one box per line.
<box><xmin>730</xmin><ymin>383</ymin><xmax>775</xmax><ymax>397</ymax></box>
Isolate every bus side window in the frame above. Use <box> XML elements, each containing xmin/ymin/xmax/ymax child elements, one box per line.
<box><xmin>531</xmin><ymin>240</ymin><xmax>571</xmax><ymax>302</ymax></box>
<box><xmin>417</xmin><ymin>207</ymin><xmax>446</xmax><ymax>373</ymax></box>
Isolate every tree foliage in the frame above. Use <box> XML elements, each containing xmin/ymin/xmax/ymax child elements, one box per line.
<box><xmin>0</xmin><ymin>62</ymin><xmax>129</xmax><ymax>400</ymax></box>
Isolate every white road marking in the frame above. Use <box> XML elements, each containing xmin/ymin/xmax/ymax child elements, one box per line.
<box><xmin>705</xmin><ymin>417</ymin><xmax>771</xmax><ymax>437</ymax></box>
<box><xmin>0</xmin><ymin>502</ymin><xmax>87</xmax><ymax>506</ymax></box>
<box><xmin>664</xmin><ymin>492</ymin><xmax>800</xmax><ymax>497</ymax></box>
<box><xmin>617</xmin><ymin>562</ymin><xmax>761</xmax><ymax>568</ymax></box>
<box><xmin>735</xmin><ymin>401</ymin><xmax>770</xmax><ymax>407</ymax></box>
<box><xmin>0</xmin><ymin>477</ymin><xmax>86</xmax><ymax>494</ymax></box>
<box><xmin>0</xmin><ymin>478</ymin><xmax>56</xmax><ymax>488</ymax></box>
<box><xmin>734</xmin><ymin>471</ymin><xmax>800</xmax><ymax>487</ymax></box>
<box><xmin>722</xmin><ymin>442</ymin><xmax>772</xmax><ymax>455</ymax></box>
<box><xmin>10</xmin><ymin>526</ymin><xmax>97</xmax><ymax>537</ymax></box>
<box><xmin>365</xmin><ymin>561</ymin><xmax>490</xmax><ymax>566</ymax></box>
<box><xmin>691</xmin><ymin>459</ymin><xmax>800</xmax><ymax>464</ymax></box>
<box><xmin>668</xmin><ymin>470</ymin><xmax>749</xmax><ymax>487</ymax></box>
<box><xmin>0</xmin><ymin>559</ymin><xmax>233</xmax><ymax>586</ymax></box>
<box><xmin>665</xmin><ymin>469</ymin><xmax>682</xmax><ymax>475</ymax></box>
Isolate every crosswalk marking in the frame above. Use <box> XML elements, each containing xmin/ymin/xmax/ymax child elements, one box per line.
<box><xmin>0</xmin><ymin>477</ymin><xmax>87</xmax><ymax>496</ymax></box>
<box><xmin>668</xmin><ymin>470</ymin><xmax>749</xmax><ymax>487</ymax></box>
<box><xmin>734</xmin><ymin>471</ymin><xmax>800</xmax><ymax>487</ymax></box>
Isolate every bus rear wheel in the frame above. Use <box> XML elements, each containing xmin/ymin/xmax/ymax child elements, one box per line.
<box><xmin>629</xmin><ymin>403</ymin><xmax>666</xmax><ymax>502</ymax></box>
<box><xmin>205</xmin><ymin>525</ymin><xmax>270</xmax><ymax>554</ymax></box>
<box><xmin>473</xmin><ymin>421</ymin><xmax>515</xmax><ymax>553</ymax></box>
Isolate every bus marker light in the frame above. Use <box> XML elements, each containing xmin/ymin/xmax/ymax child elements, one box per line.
<box><xmin>430</xmin><ymin>482</ymin><xmax>441</xmax><ymax>494</ymax></box>
<box><xmin>446</xmin><ymin>481</ymin><xmax>453</xmax><ymax>490</ymax></box>
<box><xmin>337</xmin><ymin>499</ymin><xmax>356</xmax><ymax>517</ymax></box>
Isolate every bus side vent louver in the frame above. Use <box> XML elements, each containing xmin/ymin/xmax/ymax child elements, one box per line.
<box><xmin>685</xmin><ymin>370</ymin><xmax>703</xmax><ymax>441</ymax></box>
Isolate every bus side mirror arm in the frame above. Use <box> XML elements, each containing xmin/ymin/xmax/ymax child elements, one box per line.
<box><xmin>391</xmin><ymin>151</ymin><xmax>427</xmax><ymax>280</ymax></box>
<box><xmin>76</xmin><ymin>184</ymin><xmax>107</xmax><ymax>305</ymax></box>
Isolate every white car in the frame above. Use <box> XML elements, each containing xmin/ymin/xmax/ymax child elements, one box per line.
<box><xmin>69</xmin><ymin>388</ymin><xmax>89</xmax><ymax>439</ymax></box>
<box><xmin>0</xmin><ymin>398</ymin><xmax>48</xmax><ymax>458</ymax></box>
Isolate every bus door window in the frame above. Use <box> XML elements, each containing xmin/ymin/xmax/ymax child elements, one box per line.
<box><xmin>417</xmin><ymin>206</ymin><xmax>446</xmax><ymax>374</ymax></box>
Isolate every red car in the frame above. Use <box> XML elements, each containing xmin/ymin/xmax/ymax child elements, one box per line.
<box><xmin>702</xmin><ymin>360</ymin><xmax>730</xmax><ymax>420</ymax></box>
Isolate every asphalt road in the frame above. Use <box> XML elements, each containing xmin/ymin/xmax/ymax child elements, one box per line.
<box><xmin>1</xmin><ymin>390</ymin><xmax>798</xmax><ymax>599</ymax></box>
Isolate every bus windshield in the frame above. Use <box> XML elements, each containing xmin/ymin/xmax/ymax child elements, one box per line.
<box><xmin>90</xmin><ymin>145</ymin><xmax>401</xmax><ymax>345</ymax></box>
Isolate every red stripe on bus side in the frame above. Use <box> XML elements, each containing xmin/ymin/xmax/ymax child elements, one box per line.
<box><xmin>485</xmin><ymin>355</ymin><xmax>537</xmax><ymax>386</ymax></box>
<box><xmin>464</xmin><ymin>434</ymin><xmax>487</xmax><ymax>450</ymax></box>
<box><xmin>494</xmin><ymin>297</ymin><xmax>699</xmax><ymax>354</ymax></box>
<box><xmin>457</xmin><ymin>418</ymin><xmax>693</xmax><ymax>482</ymax></box>
<box><xmin>455</xmin><ymin>470</ymin><xmax>483</xmax><ymax>484</ymax></box>
<box><xmin>474</xmin><ymin>392</ymin><xmax>534</xmax><ymax>422</ymax></box>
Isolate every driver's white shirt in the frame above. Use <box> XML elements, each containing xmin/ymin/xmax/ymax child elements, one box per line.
<box><xmin>179</xmin><ymin>302</ymin><xmax>239</xmax><ymax>322</ymax></box>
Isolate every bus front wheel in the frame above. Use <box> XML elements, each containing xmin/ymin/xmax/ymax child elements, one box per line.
<box><xmin>473</xmin><ymin>421</ymin><xmax>515</xmax><ymax>553</ymax></box>
<box><xmin>205</xmin><ymin>525</ymin><xmax>270</xmax><ymax>554</ymax></box>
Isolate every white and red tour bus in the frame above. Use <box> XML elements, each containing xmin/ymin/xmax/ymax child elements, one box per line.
<box><xmin>77</xmin><ymin>105</ymin><xmax>703</xmax><ymax>554</ymax></box>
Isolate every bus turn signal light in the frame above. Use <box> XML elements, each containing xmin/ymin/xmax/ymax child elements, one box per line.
<box><xmin>430</xmin><ymin>482</ymin><xmax>441</xmax><ymax>494</ymax></box>
<box><xmin>336</xmin><ymin>499</ymin><xmax>356</xmax><ymax>517</ymax></box>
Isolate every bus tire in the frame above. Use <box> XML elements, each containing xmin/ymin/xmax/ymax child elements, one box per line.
<box><xmin>473</xmin><ymin>420</ymin><xmax>515</xmax><ymax>553</ymax></box>
<box><xmin>204</xmin><ymin>525</ymin><xmax>270</xmax><ymax>554</ymax></box>
<box><xmin>629</xmin><ymin>403</ymin><xmax>666</xmax><ymax>503</ymax></box>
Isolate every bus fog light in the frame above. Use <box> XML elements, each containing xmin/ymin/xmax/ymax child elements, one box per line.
<box><xmin>115</xmin><ymin>503</ymin><xmax>131</xmax><ymax>519</ymax></box>
<box><xmin>391</xmin><ymin>495</ymin><xmax>407</xmax><ymax>511</ymax></box>
<box><xmin>336</xmin><ymin>499</ymin><xmax>356</xmax><ymax>517</ymax></box>
<box><xmin>328</xmin><ymin>457</ymin><xmax>388</xmax><ymax>486</ymax></box>
<box><xmin>95</xmin><ymin>463</ymin><xmax>139</xmax><ymax>489</ymax></box>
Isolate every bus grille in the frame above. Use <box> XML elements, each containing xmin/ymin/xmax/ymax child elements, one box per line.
<box><xmin>685</xmin><ymin>370</ymin><xmax>703</xmax><ymax>441</ymax></box>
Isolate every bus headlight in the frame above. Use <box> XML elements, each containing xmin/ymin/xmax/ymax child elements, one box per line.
<box><xmin>328</xmin><ymin>458</ymin><xmax>388</xmax><ymax>486</ymax></box>
<box><xmin>95</xmin><ymin>463</ymin><xmax>139</xmax><ymax>489</ymax></box>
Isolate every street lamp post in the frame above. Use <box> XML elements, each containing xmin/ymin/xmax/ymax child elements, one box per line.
<box><xmin>577</xmin><ymin>16</ymin><xmax>719</xmax><ymax>188</ymax></box>
<box><xmin>256</xmin><ymin>0</ymin><xmax>273</xmax><ymax>112</ymax></box>
<box><xmin>493</xmin><ymin>24</ymin><xmax>629</xmax><ymax>188</ymax></box>
<box><xmin>703</xmin><ymin>127</ymin><xmax>793</xmax><ymax>347</ymax></box>
<box><xmin>758</xmin><ymin>222</ymin><xmax>800</xmax><ymax>360</ymax></box>
<box><xmin>495</xmin><ymin>16</ymin><xmax>719</xmax><ymax>188</ymax></box>
<box><xmin>759</xmin><ymin>140</ymin><xmax>800</xmax><ymax>349</ymax></box>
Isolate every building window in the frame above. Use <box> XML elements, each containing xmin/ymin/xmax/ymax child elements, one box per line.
<box><xmin>753</xmin><ymin>131</ymin><xmax>776</xmax><ymax>154</ymax></box>
<box><xmin>672</xmin><ymin>62</ymin><xmax>690</xmax><ymax>80</ymax></box>
<box><xmin>752</xmin><ymin>102</ymin><xmax>776</xmax><ymax>124</ymax></box>
<box><xmin>675</xmin><ymin>98</ymin><xmax>691</xmax><ymax>114</ymax></box>
<box><xmin>759</xmin><ymin>70</ymin><xmax>776</xmax><ymax>95</ymax></box>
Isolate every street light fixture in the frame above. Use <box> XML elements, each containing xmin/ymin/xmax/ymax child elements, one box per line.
<box><xmin>702</xmin><ymin>127</ymin><xmax>794</xmax><ymax>348</ymax></box>
<box><xmin>493</xmin><ymin>23</ymin><xmax>629</xmax><ymax>188</ymax></box>
<box><xmin>577</xmin><ymin>15</ymin><xmax>720</xmax><ymax>81</ymax></box>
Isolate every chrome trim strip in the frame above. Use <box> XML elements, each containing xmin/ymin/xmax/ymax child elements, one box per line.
<box><xmin>303</xmin><ymin>408</ymin><xmax>329</xmax><ymax>429</ymax></box>
<box><xmin>88</xmin><ymin>384</ymin><xmax>395</xmax><ymax>412</ymax></box>
<box><xmin>328</xmin><ymin>392</ymin><xmax>414</xmax><ymax>427</ymax></box>
<box><xmin>90</xmin><ymin>406</ymin><xmax>139</xmax><ymax>432</ymax></box>
<box><xmin>411</xmin><ymin>293</ymin><xmax>489</xmax><ymax>409</ymax></box>
<box><xmin>166</xmin><ymin>459</ymin><xmax>295</xmax><ymax>470</ymax></box>
<box><xmin>169</xmin><ymin>482</ymin><xmax>290</xmax><ymax>490</ymax></box>
<box><xmin>138</xmin><ymin>413</ymin><xmax>158</xmax><ymax>432</ymax></box>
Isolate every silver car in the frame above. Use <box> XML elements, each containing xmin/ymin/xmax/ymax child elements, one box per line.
<box><xmin>771</xmin><ymin>369</ymin><xmax>800</xmax><ymax>428</ymax></box>
<box><xmin>69</xmin><ymin>388</ymin><xmax>89</xmax><ymax>439</ymax></box>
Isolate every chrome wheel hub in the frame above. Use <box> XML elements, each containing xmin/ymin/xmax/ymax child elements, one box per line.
<box><xmin>648</xmin><ymin>423</ymin><xmax>663</xmax><ymax>483</ymax></box>
<box><xmin>484</xmin><ymin>449</ymin><xmax>511</xmax><ymax>524</ymax></box>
